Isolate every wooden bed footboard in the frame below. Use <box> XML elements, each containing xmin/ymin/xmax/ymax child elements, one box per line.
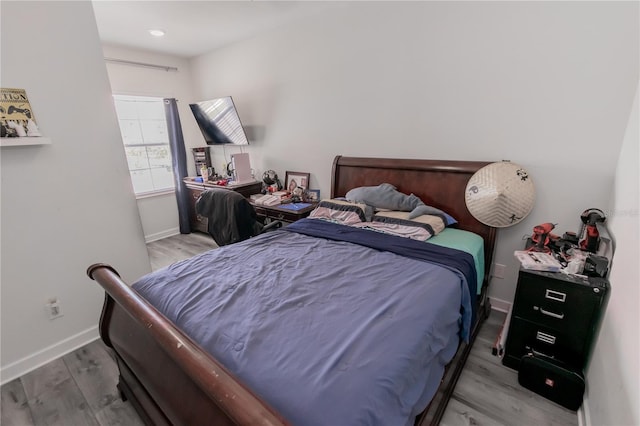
<box><xmin>87</xmin><ymin>263</ymin><xmax>289</xmax><ymax>426</ymax></box>
<box><xmin>89</xmin><ymin>263</ymin><xmax>490</xmax><ymax>426</ymax></box>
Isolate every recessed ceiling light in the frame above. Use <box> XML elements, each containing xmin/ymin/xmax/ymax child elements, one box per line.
<box><xmin>148</xmin><ymin>29</ymin><xmax>166</xmax><ymax>37</ymax></box>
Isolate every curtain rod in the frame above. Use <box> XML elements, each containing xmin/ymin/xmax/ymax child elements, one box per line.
<box><xmin>104</xmin><ymin>57</ymin><xmax>178</xmax><ymax>72</ymax></box>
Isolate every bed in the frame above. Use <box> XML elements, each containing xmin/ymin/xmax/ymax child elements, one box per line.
<box><xmin>87</xmin><ymin>155</ymin><xmax>497</xmax><ymax>426</ymax></box>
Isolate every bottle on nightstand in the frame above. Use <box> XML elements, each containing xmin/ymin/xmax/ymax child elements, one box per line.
<box><xmin>200</xmin><ymin>165</ymin><xmax>209</xmax><ymax>182</ymax></box>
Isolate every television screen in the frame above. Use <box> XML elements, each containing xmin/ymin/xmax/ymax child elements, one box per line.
<box><xmin>189</xmin><ymin>96</ymin><xmax>249</xmax><ymax>145</ymax></box>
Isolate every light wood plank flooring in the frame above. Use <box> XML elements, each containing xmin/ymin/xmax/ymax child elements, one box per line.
<box><xmin>2</xmin><ymin>232</ymin><xmax>578</xmax><ymax>425</ymax></box>
<box><xmin>146</xmin><ymin>231</ymin><xmax>217</xmax><ymax>271</ymax></box>
<box><xmin>440</xmin><ymin>310</ymin><xmax>578</xmax><ymax>426</ymax></box>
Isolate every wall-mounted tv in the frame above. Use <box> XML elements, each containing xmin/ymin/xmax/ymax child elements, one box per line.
<box><xmin>189</xmin><ymin>96</ymin><xmax>249</xmax><ymax>145</ymax></box>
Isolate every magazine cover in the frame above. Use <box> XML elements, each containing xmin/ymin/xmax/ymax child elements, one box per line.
<box><xmin>0</xmin><ymin>88</ymin><xmax>36</xmax><ymax>135</ymax></box>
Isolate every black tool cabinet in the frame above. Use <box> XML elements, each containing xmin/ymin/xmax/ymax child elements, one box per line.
<box><xmin>503</xmin><ymin>269</ymin><xmax>609</xmax><ymax>371</ymax></box>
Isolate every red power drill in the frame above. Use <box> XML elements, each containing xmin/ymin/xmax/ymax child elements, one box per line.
<box><xmin>579</xmin><ymin>209</ymin><xmax>606</xmax><ymax>253</ymax></box>
<box><xmin>529</xmin><ymin>222</ymin><xmax>556</xmax><ymax>253</ymax></box>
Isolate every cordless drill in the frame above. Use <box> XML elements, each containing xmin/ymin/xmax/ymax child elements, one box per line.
<box><xmin>580</xmin><ymin>210</ymin><xmax>605</xmax><ymax>253</ymax></box>
<box><xmin>530</xmin><ymin>222</ymin><xmax>556</xmax><ymax>253</ymax></box>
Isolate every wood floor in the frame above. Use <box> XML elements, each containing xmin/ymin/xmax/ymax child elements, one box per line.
<box><xmin>1</xmin><ymin>232</ymin><xmax>578</xmax><ymax>426</ymax></box>
<box><xmin>146</xmin><ymin>231</ymin><xmax>217</xmax><ymax>271</ymax></box>
<box><xmin>440</xmin><ymin>311</ymin><xmax>578</xmax><ymax>426</ymax></box>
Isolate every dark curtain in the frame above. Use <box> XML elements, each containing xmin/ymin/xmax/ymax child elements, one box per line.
<box><xmin>164</xmin><ymin>98</ymin><xmax>191</xmax><ymax>234</ymax></box>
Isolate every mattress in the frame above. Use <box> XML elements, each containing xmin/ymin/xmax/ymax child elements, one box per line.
<box><xmin>427</xmin><ymin>227</ymin><xmax>485</xmax><ymax>293</ymax></box>
<box><xmin>133</xmin><ymin>219</ymin><xmax>476</xmax><ymax>426</ymax></box>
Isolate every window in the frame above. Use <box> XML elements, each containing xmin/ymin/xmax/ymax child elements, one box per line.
<box><xmin>113</xmin><ymin>95</ymin><xmax>174</xmax><ymax>195</ymax></box>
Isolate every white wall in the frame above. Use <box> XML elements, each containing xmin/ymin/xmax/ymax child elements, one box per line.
<box><xmin>103</xmin><ymin>44</ymin><xmax>202</xmax><ymax>241</ymax></box>
<box><xmin>0</xmin><ymin>1</ymin><xmax>151</xmax><ymax>382</ymax></box>
<box><xmin>189</xmin><ymin>1</ymin><xmax>639</xmax><ymax>304</ymax></box>
<box><xmin>585</xmin><ymin>85</ymin><xmax>639</xmax><ymax>426</ymax></box>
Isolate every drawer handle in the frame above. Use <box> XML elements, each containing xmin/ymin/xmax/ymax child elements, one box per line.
<box><xmin>536</xmin><ymin>331</ymin><xmax>556</xmax><ymax>345</ymax></box>
<box><xmin>539</xmin><ymin>308</ymin><xmax>564</xmax><ymax>319</ymax></box>
<box><xmin>545</xmin><ymin>289</ymin><xmax>566</xmax><ymax>302</ymax></box>
<box><xmin>529</xmin><ymin>348</ymin><xmax>556</xmax><ymax>359</ymax></box>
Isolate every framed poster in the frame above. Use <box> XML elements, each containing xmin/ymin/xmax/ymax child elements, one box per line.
<box><xmin>1</xmin><ymin>88</ymin><xmax>37</xmax><ymax>137</ymax></box>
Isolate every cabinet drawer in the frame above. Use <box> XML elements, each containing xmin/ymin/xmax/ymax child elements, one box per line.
<box><xmin>186</xmin><ymin>187</ymin><xmax>209</xmax><ymax>233</ymax></box>
<box><xmin>254</xmin><ymin>206</ymin><xmax>310</xmax><ymax>223</ymax></box>
<box><xmin>513</xmin><ymin>272</ymin><xmax>602</xmax><ymax>335</ymax></box>
<box><xmin>188</xmin><ymin>187</ymin><xmax>202</xmax><ymax>199</ymax></box>
<box><xmin>265</xmin><ymin>209</ymin><xmax>298</xmax><ymax>223</ymax></box>
<box><xmin>193</xmin><ymin>214</ymin><xmax>208</xmax><ymax>233</ymax></box>
<box><xmin>504</xmin><ymin>317</ymin><xmax>585</xmax><ymax>371</ymax></box>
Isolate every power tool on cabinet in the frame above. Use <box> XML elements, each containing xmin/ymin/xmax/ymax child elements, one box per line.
<box><xmin>579</xmin><ymin>208</ymin><xmax>606</xmax><ymax>253</ymax></box>
<box><xmin>529</xmin><ymin>222</ymin><xmax>557</xmax><ymax>253</ymax></box>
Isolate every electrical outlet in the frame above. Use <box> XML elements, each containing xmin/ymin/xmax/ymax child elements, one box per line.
<box><xmin>45</xmin><ymin>298</ymin><xmax>64</xmax><ymax>320</ymax></box>
<box><xmin>493</xmin><ymin>263</ymin><xmax>507</xmax><ymax>279</ymax></box>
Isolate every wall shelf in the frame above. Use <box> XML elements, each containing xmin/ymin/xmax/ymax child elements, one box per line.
<box><xmin>0</xmin><ymin>137</ymin><xmax>52</xmax><ymax>147</ymax></box>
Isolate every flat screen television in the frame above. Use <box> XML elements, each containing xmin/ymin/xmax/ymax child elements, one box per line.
<box><xmin>189</xmin><ymin>96</ymin><xmax>249</xmax><ymax>145</ymax></box>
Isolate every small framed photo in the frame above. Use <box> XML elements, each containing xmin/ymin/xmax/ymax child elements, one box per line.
<box><xmin>307</xmin><ymin>189</ymin><xmax>320</xmax><ymax>201</ymax></box>
<box><xmin>285</xmin><ymin>171</ymin><xmax>310</xmax><ymax>193</ymax></box>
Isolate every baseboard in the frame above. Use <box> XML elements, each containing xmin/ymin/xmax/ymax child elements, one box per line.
<box><xmin>578</xmin><ymin>406</ymin><xmax>587</xmax><ymax>426</ymax></box>
<box><xmin>578</xmin><ymin>390</ymin><xmax>590</xmax><ymax>426</ymax></box>
<box><xmin>489</xmin><ymin>296</ymin><xmax>512</xmax><ymax>313</ymax></box>
<box><xmin>145</xmin><ymin>227</ymin><xmax>180</xmax><ymax>243</ymax></box>
<box><xmin>0</xmin><ymin>326</ymin><xmax>99</xmax><ymax>385</ymax></box>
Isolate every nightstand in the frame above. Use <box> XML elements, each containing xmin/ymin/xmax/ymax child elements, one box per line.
<box><xmin>503</xmin><ymin>269</ymin><xmax>609</xmax><ymax>371</ymax></box>
<box><xmin>251</xmin><ymin>202</ymin><xmax>317</xmax><ymax>224</ymax></box>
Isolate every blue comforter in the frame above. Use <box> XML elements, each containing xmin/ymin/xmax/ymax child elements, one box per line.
<box><xmin>133</xmin><ymin>219</ymin><xmax>476</xmax><ymax>426</ymax></box>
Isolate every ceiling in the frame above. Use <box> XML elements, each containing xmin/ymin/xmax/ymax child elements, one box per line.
<box><xmin>92</xmin><ymin>1</ymin><xmax>340</xmax><ymax>58</ymax></box>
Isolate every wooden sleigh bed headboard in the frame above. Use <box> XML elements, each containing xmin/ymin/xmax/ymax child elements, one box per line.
<box><xmin>332</xmin><ymin>156</ymin><xmax>496</xmax><ymax>282</ymax></box>
<box><xmin>88</xmin><ymin>155</ymin><xmax>497</xmax><ymax>426</ymax></box>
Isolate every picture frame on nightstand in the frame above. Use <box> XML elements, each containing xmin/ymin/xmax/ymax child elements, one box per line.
<box><xmin>285</xmin><ymin>171</ymin><xmax>310</xmax><ymax>193</ymax></box>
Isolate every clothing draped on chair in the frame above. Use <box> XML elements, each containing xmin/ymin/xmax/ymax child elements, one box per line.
<box><xmin>195</xmin><ymin>189</ymin><xmax>263</xmax><ymax>246</ymax></box>
<box><xmin>163</xmin><ymin>98</ymin><xmax>190</xmax><ymax>233</ymax></box>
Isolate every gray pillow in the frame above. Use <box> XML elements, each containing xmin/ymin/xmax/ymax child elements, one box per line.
<box><xmin>346</xmin><ymin>183</ymin><xmax>422</xmax><ymax>211</ymax></box>
<box><xmin>408</xmin><ymin>204</ymin><xmax>458</xmax><ymax>226</ymax></box>
<box><xmin>346</xmin><ymin>183</ymin><xmax>458</xmax><ymax>226</ymax></box>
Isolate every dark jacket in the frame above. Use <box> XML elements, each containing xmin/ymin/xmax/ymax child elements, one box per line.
<box><xmin>195</xmin><ymin>188</ymin><xmax>262</xmax><ymax>246</ymax></box>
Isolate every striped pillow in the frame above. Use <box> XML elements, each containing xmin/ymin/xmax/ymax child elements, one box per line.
<box><xmin>309</xmin><ymin>199</ymin><xmax>370</xmax><ymax>225</ymax></box>
<box><xmin>372</xmin><ymin>210</ymin><xmax>446</xmax><ymax>237</ymax></box>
